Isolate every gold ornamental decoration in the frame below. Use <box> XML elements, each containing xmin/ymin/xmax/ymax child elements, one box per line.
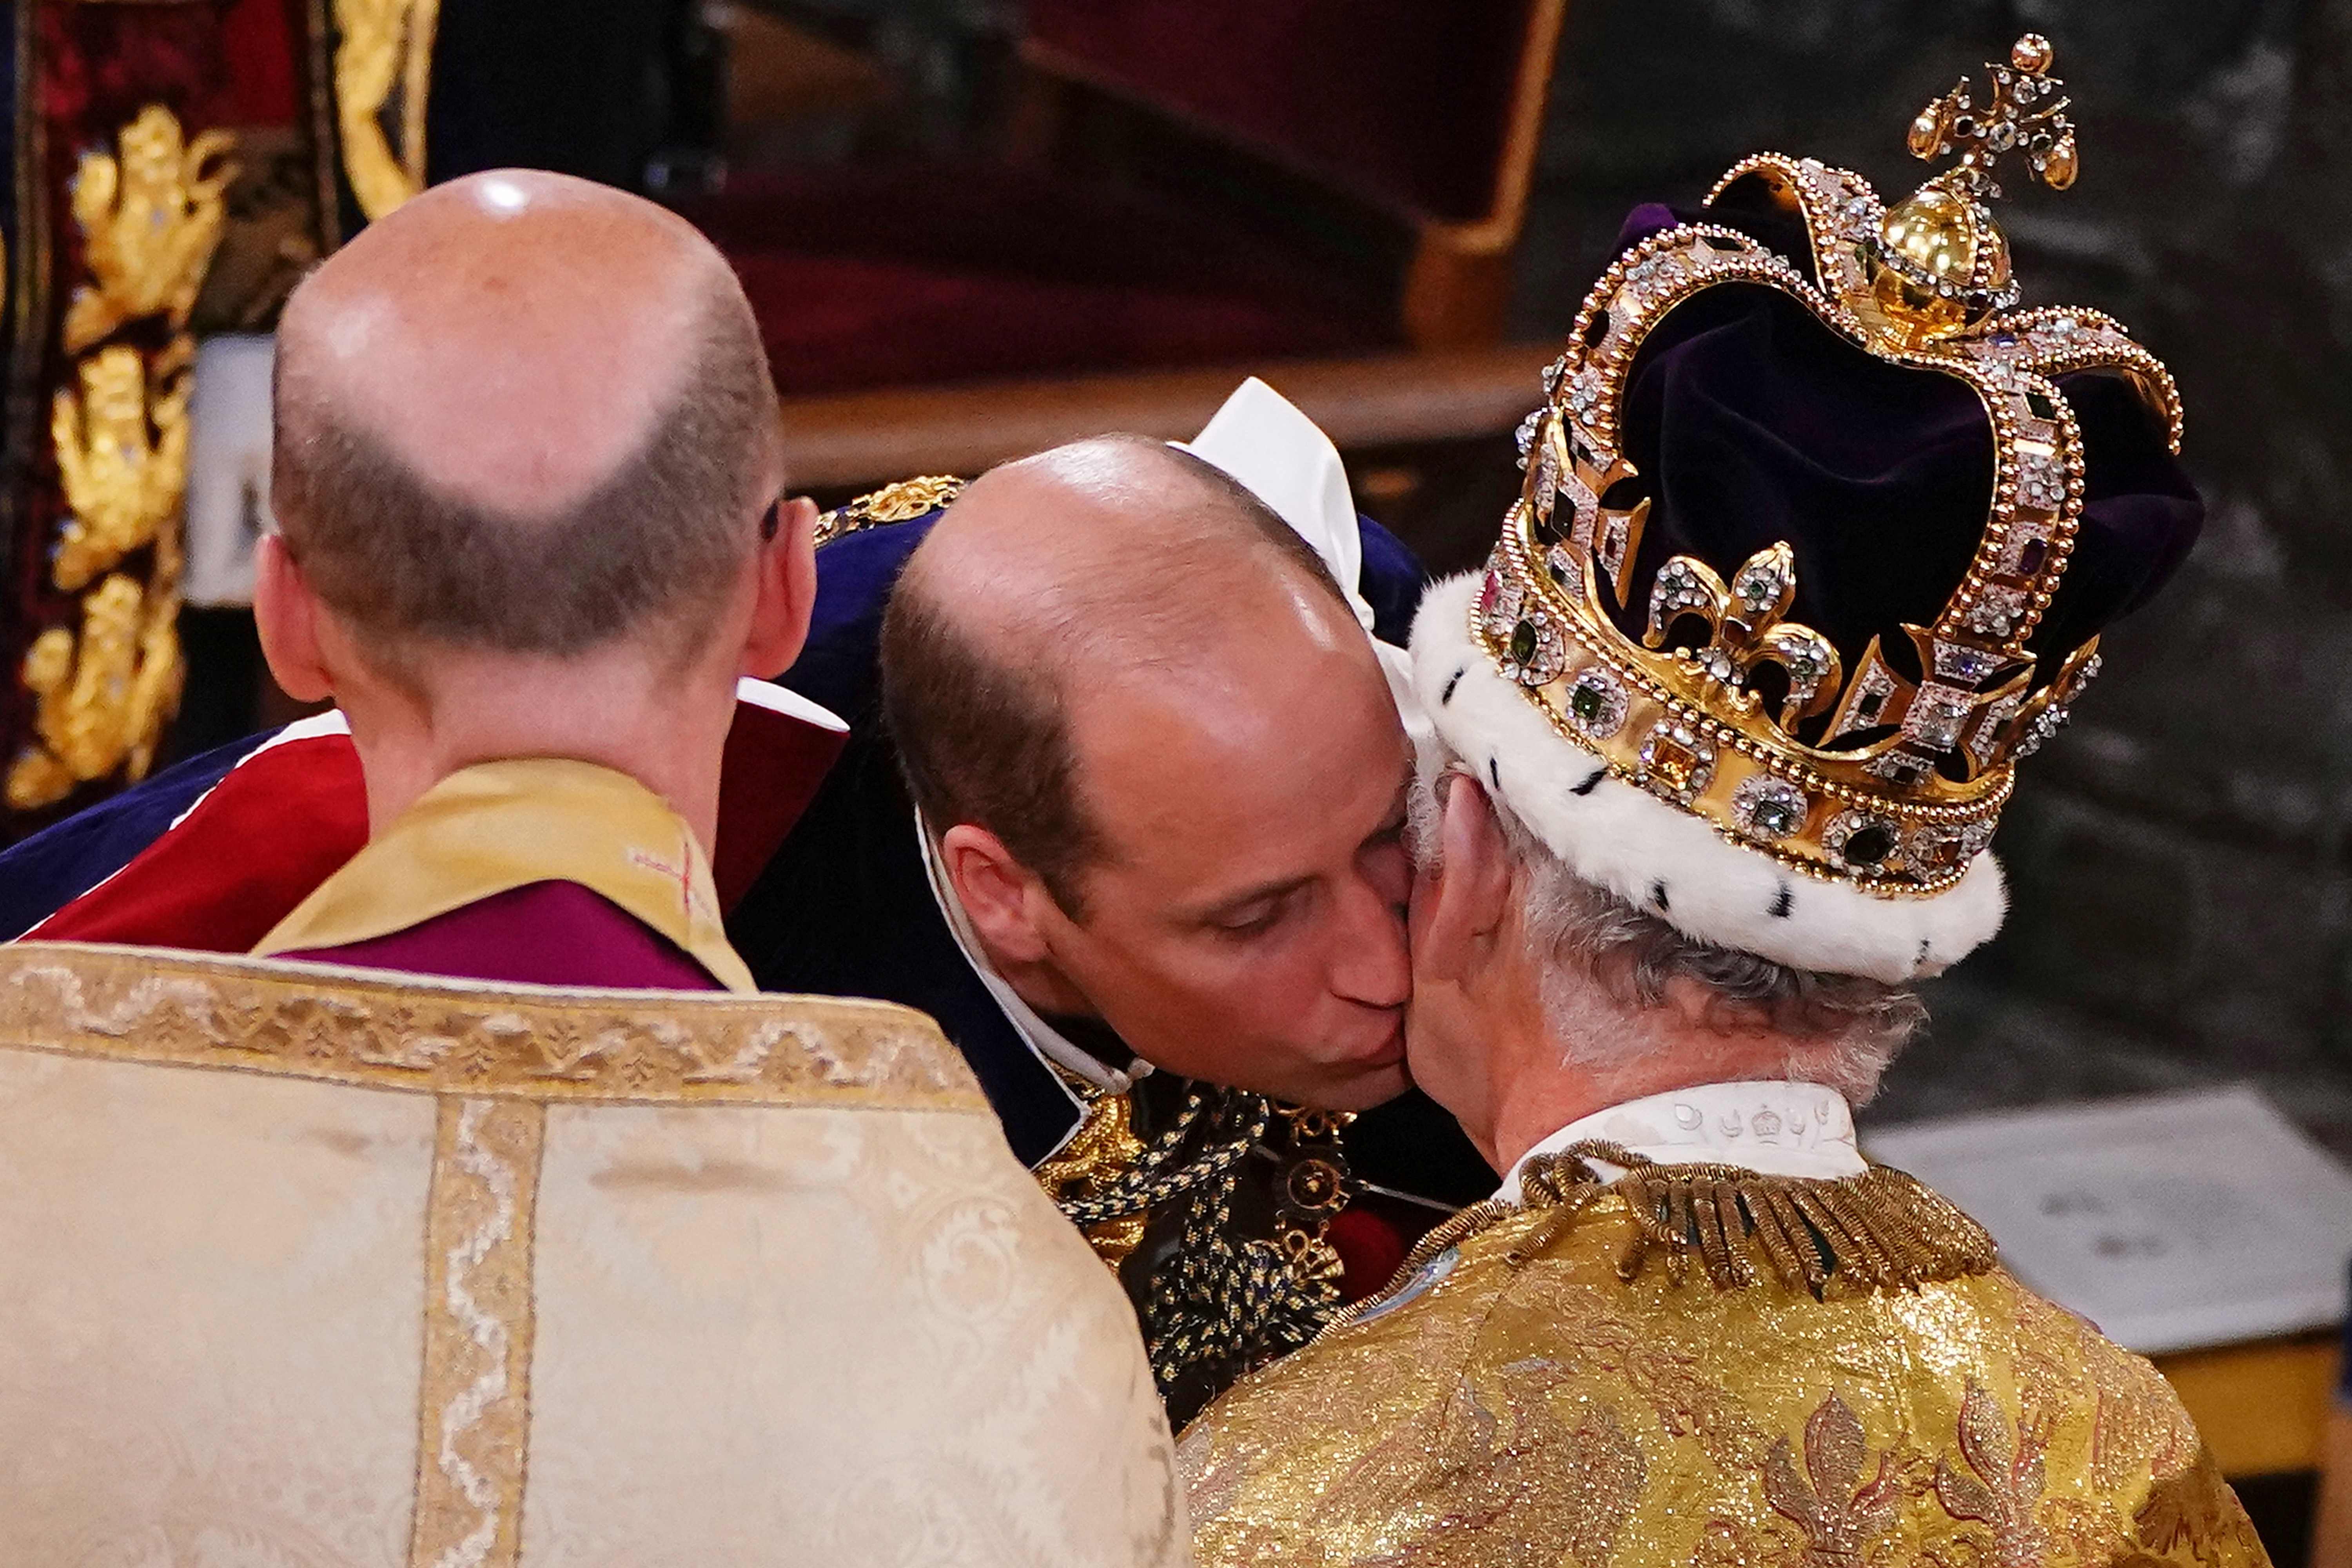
<box><xmin>1035</xmin><ymin>1087</ymin><xmax>1151</xmax><ymax>1268</ymax></box>
<box><xmin>333</xmin><ymin>0</ymin><xmax>439</xmax><ymax>221</ymax></box>
<box><xmin>1483</xmin><ymin>35</ymin><xmax>2179</xmax><ymax>897</ymax></box>
<box><xmin>9</xmin><ymin>106</ymin><xmax>232</xmax><ymax>814</ymax></box>
<box><xmin>814</xmin><ymin>475</ymin><xmax>968</xmax><ymax>547</ymax></box>
<box><xmin>50</xmin><ymin>339</ymin><xmax>194</xmax><ymax>592</ymax></box>
<box><xmin>60</xmin><ymin>106</ymin><xmax>234</xmax><ymax>354</ymax></box>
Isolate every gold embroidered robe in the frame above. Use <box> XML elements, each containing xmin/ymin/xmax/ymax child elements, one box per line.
<box><xmin>0</xmin><ymin>942</ymin><xmax>1189</xmax><ymax>1568</ymax></box>
<box><xmin>1180</xmin><ymin>1156</ymin><xmax>2269</xmax><ymax>1568</ymax></box>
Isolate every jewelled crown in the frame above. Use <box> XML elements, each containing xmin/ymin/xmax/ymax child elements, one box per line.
<box><xmin>1468</xmin><ymin>35</ymin><xmax>2189</xmax><ymax>908</ymax></box>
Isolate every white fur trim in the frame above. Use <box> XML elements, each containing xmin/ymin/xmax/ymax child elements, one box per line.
<box><xmin>1410</xmin><ymin>572</ymin><xmax>2007</xmax><ymax>983</ymax></box>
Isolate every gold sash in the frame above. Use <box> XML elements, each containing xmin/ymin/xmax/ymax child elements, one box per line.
<box><xmin>254</xmin><ymin>757</ymin><xmax>755</xmax><ymax>993</ymax></box>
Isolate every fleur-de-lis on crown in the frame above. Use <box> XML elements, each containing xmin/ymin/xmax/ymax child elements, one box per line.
<box><xmin>1643</xmin><ymin>543</ymin><xmax>1843</xmax><ymax>733</ymax></box>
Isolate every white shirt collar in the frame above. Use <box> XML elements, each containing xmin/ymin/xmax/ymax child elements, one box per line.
<box><xmin>915</xmin><ymin>811</ymin><xmax>1150</xmax><ymax>1102</ymax></box>
<box><xmin>1494</xmin><ymin>1080</ymin><xmax>1864</xmax><ymax>1203</ymax></box>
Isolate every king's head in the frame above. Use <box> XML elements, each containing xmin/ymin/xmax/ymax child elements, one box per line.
<box><xmin>1414</xmin><ymin>34</ymin><xmax>2201</xmax><ymax>984</ymax></box>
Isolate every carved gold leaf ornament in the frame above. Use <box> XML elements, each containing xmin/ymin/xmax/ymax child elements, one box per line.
<box><xmin>334</xmin><ymin>0</ymin><xmax>440</xmax><ymax>221</ymax></box>
<box><xmin>9</xmin><ymin>106</ymin><xmax>227</xmax><ymax>814</ymax></box>
<box><xmin>814</xmin><ymin>475</ymin><xmax>969</xmax><ymax>546</ymax></box>
<box><xmin>50</xmin><ymin>339</ymin><xmax>194</xmax><ymax>591</ymax></box>
<box><xmin>62</xmin><ymin>107</ymin><xmax>235</xmax><ymax>354</ymax></box>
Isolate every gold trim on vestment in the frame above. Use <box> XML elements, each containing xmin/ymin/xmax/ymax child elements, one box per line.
<box><xmin>410</xmin><ymin>1097</ymin><xmax>544</xmax><ymax>1568</ymax></box>
<box><xmin>0</xmin><ymin>943</ymin><xmax>989</xmax><ymax>1112</ymax></box>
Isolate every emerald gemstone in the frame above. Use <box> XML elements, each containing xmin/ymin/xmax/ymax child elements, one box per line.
<box><xmin>1844</xmin><ymin>823</ymin><xmax>1897</xmax><ymax>866</ymax></box>
<box><xmin>1510</xmin><ymin>620</ymin><xmax>1540</xmax><ymax>667</ymax></box>
<box><xmin>2026</xmin><ymin>390</ymin><xmax>2058</xmax><ymax>420</ymax></box>
<box><xmin>1570</xmin><ymin>682</ymin><xmax>1607</xmax><ymax>722</ymax></box>
<box><xmin>1753</xmin><ymin>797</ymin><xmax>1804</xmax><ymax>837</ymax></box>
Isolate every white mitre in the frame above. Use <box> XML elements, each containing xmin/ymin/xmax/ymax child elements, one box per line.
<box><xmin>0</xmin><ymin>943</ymin><xmax>1186</xmax><ymax>1567</ymax></box>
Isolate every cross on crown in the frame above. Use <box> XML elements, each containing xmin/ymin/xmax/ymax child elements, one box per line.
<box><xmin>1907</xmin><ymin>33</ymin><xmax>2079</xmax><ymax>198</ymax></box>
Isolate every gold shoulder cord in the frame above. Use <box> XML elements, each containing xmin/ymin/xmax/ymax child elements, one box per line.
<box><xmin>1323</xmin><ymin>1141</ymin><xmax>1997</xmax><ymax>1338</ymax></box>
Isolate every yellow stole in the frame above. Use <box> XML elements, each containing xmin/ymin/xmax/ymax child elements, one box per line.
<box><xmin>254</xmin><ymin>757</ymin><xmax>756</xmax><ymax>994</ymax></box>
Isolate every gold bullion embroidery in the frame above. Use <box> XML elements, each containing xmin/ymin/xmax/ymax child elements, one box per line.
<box><xmin>1516</xmin><ymin>1142</ymin><xmax>1997</xmax><ymax>1293</ymax></box>
<box><xmin>813</xmin><ymin>475</ymin><xmax>966</xmax><ymax>546</ymax></box>
<box><xmin>410</xmin><ymin>1097</ymin><xmax>544</xmax><ymax>1568</ymax></box>
<box><xmin>60</xmin><ymin>106</ymin><xmax>234</xmax><ymax>355</ymax></box>
<box><xmin>1933</xmin><ymin>1379</ymin><xmax>2053</xmax><ymax>1566</ymax></box>
<box><xmin>1764</xmin><ymin>1392</ymin><xmax>1908</xmax><ymax>1563</ymax></box>
<box><xmin>1184</xmin><ymin>1168</ymin><xmax>2269</xmax><ymax>1568</ymax></box>
<box><xmin>0</xmin><ymin>944</ymin><xmax>988</xmax><ymax>1112</ymax></box>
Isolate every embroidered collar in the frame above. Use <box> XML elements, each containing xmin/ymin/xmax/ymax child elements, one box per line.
<box><xmin>254</xmin><ymin>757</ymin><xmax>755</xmax><ymax>993</ymax></box>
<box><xmin>1495</xmin><ymin>1080</ymin><xmax>1862</xmax><ymax>1203</ymax></box>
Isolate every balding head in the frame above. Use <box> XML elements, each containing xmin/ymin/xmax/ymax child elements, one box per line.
<box><xmin>881</xmin><ymin>434</ymin><xmax>1417</xmax><ymax>1105</ymax></box>
<box><xmin>882</xmin><ymin>435</ymin><xmax>1370</xmax><ymax>912</ymax></box>
<box><xmin>272</xmin><ymin>169</ymin><xmax>781</xmax><ymax>666</ymax></box>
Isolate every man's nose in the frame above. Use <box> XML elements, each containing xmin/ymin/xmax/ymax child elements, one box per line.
<box><xmin>1328</xmin><ymin>873</ymin><xmax>1411</xmax><ymax>1009</ymax></box>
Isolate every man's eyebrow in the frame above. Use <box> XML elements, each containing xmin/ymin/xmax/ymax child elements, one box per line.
<box><xmin>1190</xmin><ymin>873</ymin><xmax>1316</xmax><ymax>922</ymax></box>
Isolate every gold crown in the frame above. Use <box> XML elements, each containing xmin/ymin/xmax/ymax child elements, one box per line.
<box><xmin>1480</xmin><ymin>36</ymin><xmax>2182</xmax><ymax>896</ymax></box>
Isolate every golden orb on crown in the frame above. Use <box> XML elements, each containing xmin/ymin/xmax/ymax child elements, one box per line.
<box><xmin>1869</xmin><ymin>33</ymin><xmax>2075</xmax><ymax>347</ymax></box>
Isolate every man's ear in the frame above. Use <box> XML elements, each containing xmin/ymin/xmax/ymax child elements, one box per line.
<box><xmin>1419</xmin><ymin>773</ymin><xmax>1514</xmax><ymax>985</ymax></box>
<box><xmin>741</xmin><ymin>495</ymin><xmax>820</xmax><ymax>679</ymax></box>
<box><xmin>939</xmin><ymin>822</ymin><xmax>1057</xmax><ymax>966</ymax></box>
<box><xmin>252</xmin><ymin>534</ymin><xmax>335</xmax><ymax>703</ymax></box>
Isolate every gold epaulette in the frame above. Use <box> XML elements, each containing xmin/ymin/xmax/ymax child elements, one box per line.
<box><xmin>1327</xmin><ymin>1141</ymin><xmax>1998</xmax><ymax>1336</ymax></box>
<box><xmin>813</xmin><ymin>475</ymin><xmax>966</xmax><ymax>548</ymax></box>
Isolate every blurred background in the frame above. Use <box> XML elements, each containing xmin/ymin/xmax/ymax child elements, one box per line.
<box><xmin>5</xmin><ymin>0</ymin><xmax>2350</xmax><ymax>1554</ymax></box>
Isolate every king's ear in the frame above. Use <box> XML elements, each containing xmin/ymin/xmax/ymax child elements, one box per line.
<box><xmin>1420</xmin><ymin>773</ymin><xmax>1514</xmax><ymax>985</ymax></box>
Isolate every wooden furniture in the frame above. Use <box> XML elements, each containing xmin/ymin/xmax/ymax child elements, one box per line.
<box><xmin>1017</xmin><ymin>0</ymin><xmax>1569</xmax><ymax>350</ymax></box>
<box><xmin>777</xmin><ymin>342</ymin><xmax>1554</xmax><ymax>492</ymax></box>
<box><xmin>2316</xmin><ymin>1406</ymin><xmax>2352</xmax><ymax>1568</ymax></box>
<box><xmin>691</xmin><ymin>0</ymin><xmax>1571</xmax><ymax>465</ymax></box>
<box><xmin>2154</xmin><ymin>1336</ymin><xmax>2341</xmax><ymax>1479</ymax></box>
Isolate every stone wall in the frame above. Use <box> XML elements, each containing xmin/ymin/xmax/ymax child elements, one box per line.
<box><xmin>1505</xmin><ymin>0</ymin><xmax>2352</xmax><ymax>1150</ymax></box>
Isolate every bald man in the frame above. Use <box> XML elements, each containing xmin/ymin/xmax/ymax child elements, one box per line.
<box><xmin>243</xmin><ymin>169</ymin><xmax>816</xmax><ymax>983</ymax></box>
<box><xmin>0</xmin><ymin>171</ymin><xmax>1187</xmax><ymax>1564</ymax></box>
<box><xmin>711</xmin><ymin>430</ymin><xmax>1472</xmax><ymax>1425</ymax></box>
<box><xmin>3</xmin><ymin>333</ymin><xmax>1490</xmax><ymax>1416</ymax></box>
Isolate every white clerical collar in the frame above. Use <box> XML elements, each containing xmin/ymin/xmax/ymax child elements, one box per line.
<box><xmin>1494</xmin><ymin>1081</ymin><xmax>1864</xmax><ymax>1204</ymax></box>
<box><xmin>915</xmin><ymin>811</ymin><xmax>1151</xmax><ymax>1104</ymax></box>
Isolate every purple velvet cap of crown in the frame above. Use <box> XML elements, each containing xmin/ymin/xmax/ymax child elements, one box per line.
<box><xmin>1581</xmin><ymin>196</ymin><xmax>2202</xmax><ymax>704</ymax></box>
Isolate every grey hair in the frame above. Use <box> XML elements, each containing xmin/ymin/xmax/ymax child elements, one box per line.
<box><xmin>1407</xmin><ymin>746</ymin><xmax>1925</xmax><ymax>1104</ymax></box>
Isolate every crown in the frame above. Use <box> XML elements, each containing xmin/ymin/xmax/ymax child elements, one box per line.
<box><xmin>1471</xmin><ymin>35</ymin><xmax>2183</xmax><ymax>903</ymax></box>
